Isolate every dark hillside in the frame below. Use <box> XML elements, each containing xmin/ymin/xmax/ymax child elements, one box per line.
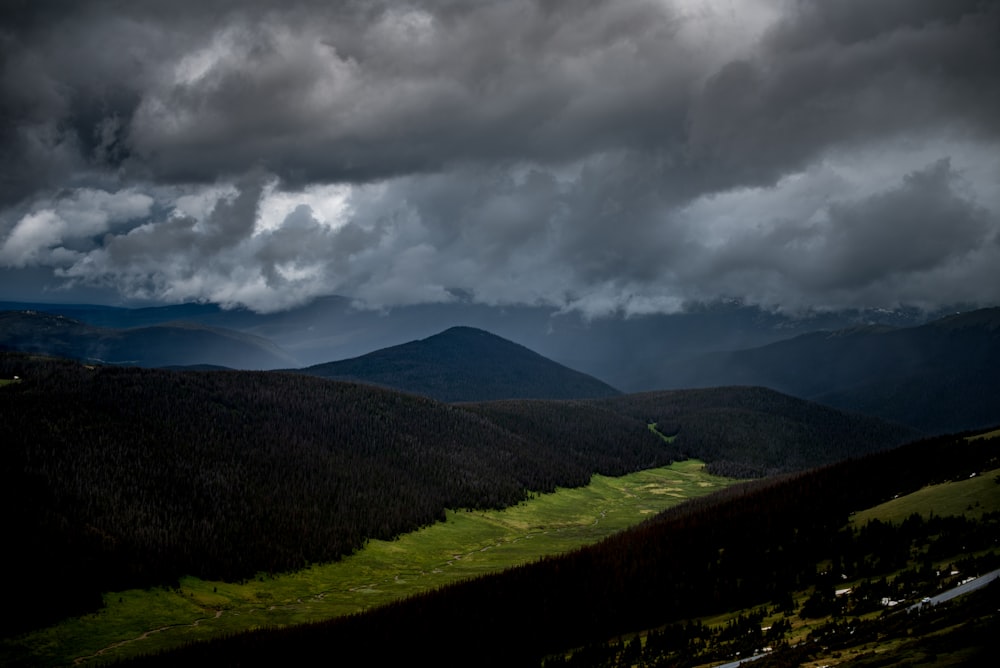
<box><xmin>297</xmin><ymin>326</ymin><xmax>622</xmax><ymax>401</ymax></box>
<box><xmin>470</xmin><ymin>387</ymin><xmax>918</xmax><ymax>478</ymax></box>
<box><xmin>598</xmin><ymin>387</ymin><xmax>920</xmax><ymax>475</ymax></box>
<box><xmin>0</xmin><ymin>353</ymin><xmax>657</xmax><ymax>634</ymax></box>
<box><xmin>660</xmin><ymin>308</ymin><xmax>1000</xmax><ymax>433</ymax></box>
<box><xmin>0</xmin><ymin>353</ymin><xmax>914</xmax><ymax>635</ymax></box>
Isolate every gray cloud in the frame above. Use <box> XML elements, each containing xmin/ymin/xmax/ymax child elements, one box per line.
<box><xmin>691</xmin><ymin>159</ymin><xmax>999</xmax><ymax>309</ymax></box>
<box><xmin>1</xmin><ymin>0</ymin><xmax>999</xmax><ymax>314</ymax></box>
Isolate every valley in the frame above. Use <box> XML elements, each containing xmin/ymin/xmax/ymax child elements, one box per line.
<box><xmin>0</xmin><ymin>305</ymin><xmax>996</xmax><ymax>666</ymax></box>
<box><xmin>3</xmin><ymin>461</ymin><xmax>736</xmax><ymax>666</ymax></box>
<box><xmin>111</xmin><ymin>427</ymin><xmax>998</xmax><ymax>667</ymax></box>
<box><xmin>4</xmin><ymin>2</ymin><xmax>999</xmax><ymax>665</ymax></box>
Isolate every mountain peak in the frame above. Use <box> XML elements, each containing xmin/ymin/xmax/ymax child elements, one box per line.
<box><xmin>430</xmin><ymin>325</ymin><xmax>505</xmax><ymax>341</ymax></box>
<box><xmin>301</xmin><ymin>327</ymin><xmax>620</xmax><ymax>402</ymax></box>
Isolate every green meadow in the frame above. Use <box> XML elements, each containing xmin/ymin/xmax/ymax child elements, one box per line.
<box><xmin>851</xmin><ymin>466</ymin><xmax>1000</xmax><ymax>525</ymax></box>
<box><xmin>851</xmin><ymin>431</ymin><xmax>1000</xmax><ymax>525</ymax></box>
<box><xmin>3</xmin><ymin>459</ymin><xmax>735</xmax><ymax>666</ymax></box>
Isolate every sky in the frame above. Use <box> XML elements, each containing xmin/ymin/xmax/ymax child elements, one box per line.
<box><xmin>1</xmin><ymin>0</ymin><xmax>999</xmax><ymax>316</ymax></box>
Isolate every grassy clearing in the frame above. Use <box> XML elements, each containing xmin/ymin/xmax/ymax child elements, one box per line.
<box><xmin>3</xmin><ymin>459</ymin><xmax>735</xmax><ymax>667</ymax></box>
<box><xmin>851</xmin><ymin>467</ymin><xmax>1000</xmax><ymax>525</ymax></box>
<box><xmin>647</xmin><ymin>422</ymin><xmax>677</xmax><ymax>443</ymax></box>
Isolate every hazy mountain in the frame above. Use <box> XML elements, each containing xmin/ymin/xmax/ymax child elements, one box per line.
<box><xmin>0</xmin><ymin>310</ymin><xmax>297</xmax><ymax>369</ymax></box>
<box><xmin>298</xmin><ymin>326</ymin><xmax>622</xmax><ymax>402</ymax></box>
<box><xmin>660</xmin><ymin>307</ymin><xmax>1000</xmax><ymax>433</ymax></box>
<box><xmin>0</xmin><ymin>298</ymin><xmax>945</xmax><ymax>390</ymax></box>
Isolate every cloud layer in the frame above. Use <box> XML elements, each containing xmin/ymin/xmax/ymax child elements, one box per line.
<box><xmin>2</xmin><ymin>0</ymin><xmax>999</xmax><ymax>313</ymax></box>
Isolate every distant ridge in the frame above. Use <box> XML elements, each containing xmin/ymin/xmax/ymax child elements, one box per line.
<box><xmin>0</xmin><ymin>310</ymin><xmax>297</xmax><ymax>369</ymax></box>
<box><xmin>298</xmin><ymin>325</ymin><xmax>621</xmax><ymax>402</ymax></box>
<box><xmin>661</xmin><ymin>307</ymin><xmax>1000</xmax><ymax>433</ymax></box>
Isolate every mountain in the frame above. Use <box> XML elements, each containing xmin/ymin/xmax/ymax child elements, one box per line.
<box><xmin>659</xmin><ymin>307</ymin><xmax>1000</xmax><ymax>433</ymax></box>
<box><xmin>297</xmin><ymin>325</ymin><xmax>622</xmax><ymax>401</ymax></box>
<box><xmin>0</xmin><ymin>298</ymin><xmax>944</xmax><ymax>391</ymax></box>
<box><xmin>0</xmin><ymin>310</ymin><xmax>297</xmax><ymax>369</ymax></box>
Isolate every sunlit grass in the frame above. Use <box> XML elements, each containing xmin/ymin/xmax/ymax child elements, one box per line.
<box><xmin>2</xmin><ymin>459</ymin><xmax>735</xmax><ymax>667</ymax></box>
<box><xmin>967</xmin><ymin>428</ymin><xmax>1000</xmax><ymax>442</ymax></box>
<box><xmin>851</xmin><ymin>467</ymin><xmax>1000</xmax><ymax>525</ymax></box>
<box><xmin>647</xmin><ymin>422</ymin><xmax>677</xmax><ymax>443</ymax></box>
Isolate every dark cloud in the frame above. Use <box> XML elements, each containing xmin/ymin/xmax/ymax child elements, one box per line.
<box><xmin>1</xmin><ymin>0</ymin><xmax>999</xmax><ymax>314</ymax></box>
<box><xmin>692</xmin><ymin>159</ymin><xmax>999</xmax><ymax>309</ymax></box>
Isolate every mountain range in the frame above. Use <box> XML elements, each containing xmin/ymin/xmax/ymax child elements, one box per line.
<box><xmin>0</xmin><ymin>297</ymin><xmax>949</xmax><ymax>390</ymax></box>
<box><xmin>660</xmin><ymin>308</ymin><xmax>1000</xmax><ymax>434</ymax></box>
<box><xmin>1</xmin><ymin>300</ymin><xmax>998</xmax><ymax>431</ymax></box>
<box><xmin>0</xmin><ymin>310</ymin><xmax>296</xmax><ymax>369</ymax></box>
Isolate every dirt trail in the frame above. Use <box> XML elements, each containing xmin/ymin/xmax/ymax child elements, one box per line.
<box><xmin>73</xmin><ymin>610</ymin><xmax>223</xmax><ymax>665</ymax></box>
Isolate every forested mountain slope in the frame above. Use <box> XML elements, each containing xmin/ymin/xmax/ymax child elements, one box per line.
<box><xmin>603</xmin><ymin>387</ymin><xmax>919</xmax><ymax>475</ymax></box>
<box><xmin>659</xmin><ymin>307</ymin><xmax>1000</xmax><ymax>433</ymax></box>
<box><xmin>126</xmin><ymin>430</ymin><xmax>1000</xmax><ymax>668</ymax></box>
<box><xmin>1</xmin><ymin>353</ymin><xmax>913</xmax><ymax>634</ymax></box>
<box><xmin>468</xmin><ymin>387</ymin><xmax>918</xmax><ymax>478</ymax></box>
<box><xmin>0</xmin><ymin>353</ymin><xmax>648</xmax><ymax>633</ymax></box>
<box><xmin>0</xmin><ymin>310</ymin><xmax>296</xmax><ymax>369</ymax></box>
<box><xmin>297</xmin><ymin>325</ymin><xmax>622</xmax><ymax>401</ymax></box>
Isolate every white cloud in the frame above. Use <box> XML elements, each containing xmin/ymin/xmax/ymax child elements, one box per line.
<box><xmin>0</xmin><ymin>188</ymin><xmax>152</xmax><ymax>267</ymax></box>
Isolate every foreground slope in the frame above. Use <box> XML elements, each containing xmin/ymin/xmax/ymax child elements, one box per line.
<box><xmin>0</xmin><ymin>310</ymin><xmax>297</xmax><ymax>369</ymax></box>
<box><xmin>298</xmin><ymin>325</ymin><xmax>622</xmax><ymax>401</ymax></box>
<box><xmin>124</xmin><ymin>429</ymin><xmax>1000</xmax><ymax>667</ymax></box>
<box><xmin>660</xmin><ymin>307</ymin><xmax>1000</xmax><ymax>433</ymax></box>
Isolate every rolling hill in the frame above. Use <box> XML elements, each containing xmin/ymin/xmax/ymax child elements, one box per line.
<box><xmin>0</xmin><ymin>310</ymin><xmax>297</xmax><ymax>369</ymax></box>
<box><xmin>659</xmin><ymin>307</ymin><xmax>1000</xmax><ymax>433</ymax></box>
<box><xmin>297</xmin><ymin>325</ymin><xmax>622</xmax><ymax>401</ymax></box>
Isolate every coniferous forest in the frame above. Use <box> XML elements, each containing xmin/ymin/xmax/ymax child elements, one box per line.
<box><xmin>0</xmin><ymin>351</ymin><xmax>915</xmax><ymax>635</ymax></box>
<box><xmin>124</xmin><ymin>429</ymin><xmax>1000</xmax><ymax>667</ymax></box>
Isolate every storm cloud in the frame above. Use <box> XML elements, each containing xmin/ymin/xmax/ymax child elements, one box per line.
<box><xmin>2</xmin><ymin>0</ymin><xmax>999</xmax><ymax>313</ymax></box>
